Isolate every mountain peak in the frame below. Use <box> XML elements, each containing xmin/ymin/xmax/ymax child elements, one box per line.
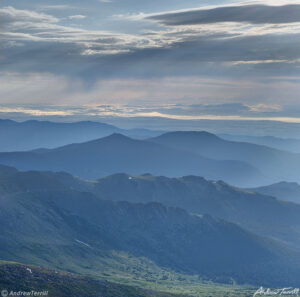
<box><xmin>100</xmin><ymin>133</ymin><xmax>135</xmax><ymax>142</ymax></box>
<box><xmin>181</xmin><ymin>175</ymin><xmax>207</xmax><ymax>183</ymax></box>
<box><xmin>276</xmin><ymin>181</ymin><xmax>300</xmax><ymax>187</ymax></box>
<box><xmin>152</xmin><ymin>131</ymin><xmax>221</xmax><ymax>141</ymax></box>
<box><xmin>51</xmin><ymin>133</ymin><xmax>135</xmax><ymax>152</ymax></box>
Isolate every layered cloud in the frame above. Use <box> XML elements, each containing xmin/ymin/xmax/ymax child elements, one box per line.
<box><xmin>0</xmin><ymin>1</ymin><xmax>300</xmax><ymax>112</ymax></box>
<box><xmin>1</xmin><ymin>3</ymin><xmax>300</xmax><ymax>76</ymax></box>
<box><xmin>146</xmin><ymin>4</ymin><xmax>300</xmax><ymax>25</ymax></box>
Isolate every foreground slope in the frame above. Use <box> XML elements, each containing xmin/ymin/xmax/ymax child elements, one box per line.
<box><xmin>0</xmin><ymin>134</ymin><xmax>265</xmax><ymax>187</ymax></box>
<box><xmin>149</xmin><ymin>131</ymin><xmax>300</xmax><ymax>184</ymax></box>
<box><xmin>0</xmin><ymin>261</ymin><xmax>257</xmax><ymax>297</ymax></box>
<box><xmin>0</xmin><ymin>261</ymin><xmax>179</xmax><ymax>297</ymax></box>
<box><xmin>0</xmin><ymin>167</ymin><xmax>299</xmax><ymax>286</ymax></box>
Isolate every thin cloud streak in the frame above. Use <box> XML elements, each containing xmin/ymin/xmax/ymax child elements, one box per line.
<box><xmin>146</xmin><ymin>3</ymin><xmax>300</xmax><ymax>25</ymax></box>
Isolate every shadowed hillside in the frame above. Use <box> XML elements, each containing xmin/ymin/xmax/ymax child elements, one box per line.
<box><xmin>0</xmin><ymin>134</ymin><xmax>266</xmax><ymax>187</ymax></box>
<box><xmin>0</xmin><ymin>166</ymin><xmax>299</xmax><ymax>287</ymax></box>
<box><xmin>150</xmin><ymin>131</ymin><xmax>300</xmax><ymax>184</ymax></box>
<box><xmin>59</xmin><ymin>172</ymin><xmax>300</xmax><ymax>249</ymax></box>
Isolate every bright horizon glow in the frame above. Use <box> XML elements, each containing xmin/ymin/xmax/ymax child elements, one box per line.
<box><xmin>1</xmin><ymin>105</ymin><xmax>300</xmax><ymax>124</ymax></box>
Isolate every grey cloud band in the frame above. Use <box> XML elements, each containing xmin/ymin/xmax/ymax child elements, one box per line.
<box><xmin>147</xmin><ymin>4</ymin><xmax>300</xmax><ymax>25</ymax></box>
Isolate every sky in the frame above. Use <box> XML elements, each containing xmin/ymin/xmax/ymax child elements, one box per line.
<box><xmin>1</xmin><ymin>0</ymin><xmax>300</xmax><ymax>126</ymax></box>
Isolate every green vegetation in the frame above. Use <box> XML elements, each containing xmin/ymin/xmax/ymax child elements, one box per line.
<box><xmin>0</xmin><ymin>166</ymin><xmax>300</xmax><ymax>295</ymax></box>
<box><xmin>0</xmin><ymin>260</ymin><xmax>181</xmax><ymax>297</ymax></box>
<box><xmin>0</xmin><ymin>260</ymin><xmax>256</xmax><ymax>297</ymax></box>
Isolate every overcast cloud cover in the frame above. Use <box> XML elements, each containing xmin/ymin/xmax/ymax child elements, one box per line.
<box><xmin>1</xmin><ymin>0</ymin><xmax>300</xmax><ymax>123</ymax></box>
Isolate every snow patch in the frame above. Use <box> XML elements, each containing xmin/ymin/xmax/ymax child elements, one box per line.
<box><xmin>75</xmin><ymin>239</ymin><xmax>91</xmax><ymax>248</ymax></box>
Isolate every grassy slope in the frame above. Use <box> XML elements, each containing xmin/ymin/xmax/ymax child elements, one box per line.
<box><xmin>0</xmin><ymin>260</ymin><xmax>255</xmax><ymax>297</ymax></box>
<box><xmin>0</xmin><ymin>260</ymin><xmax>181</xmax><ymax>297</ymax></box>
<box><xmin>0</xmin><ymin>167</ymin><xmax>296</xmax><ymax>295</ymax></box>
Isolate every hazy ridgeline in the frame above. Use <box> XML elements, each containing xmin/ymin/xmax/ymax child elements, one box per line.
<box><xmin>1</xmin><ymin>122</ymin><xmax>300</xmax><ymax>187</ymax></box>
<box><xmin>1</xmin><ymin>120</ymin><xmax>300</xmax><ymax>296</ymax></box>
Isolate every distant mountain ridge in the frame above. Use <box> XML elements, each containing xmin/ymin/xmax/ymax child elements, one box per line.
<box><xmin>0</xmin><ymin>166</ymin><xmax>300</xmax><ymax>286</ymax></box>
<box><xmin>2</xmin><ymin>121</ymin><xmax>300</xmax><ymax>186</ymax></box>
<box><xmin>0</xmin><ymin>133</ymin><xmax>266</xmax><ymax>187</ymax></box>
<box><xmin>249</xmin><ymin>181</ymin><xmax>300</xmax><ymax>204</ymax></box>
<box><xmin>219</xmin><ymin>134</ymin><xmax>300</xmax><ymax>153</ymax></box>
<box><xmin>0</xmin><ymin>119</ymin><xmax>162</xmax><ymax>152</ymax></box>
<box><xmin>149</xmin><ymin>131</ymin><xmax>300</xmax><ymax>184</ymax></box>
